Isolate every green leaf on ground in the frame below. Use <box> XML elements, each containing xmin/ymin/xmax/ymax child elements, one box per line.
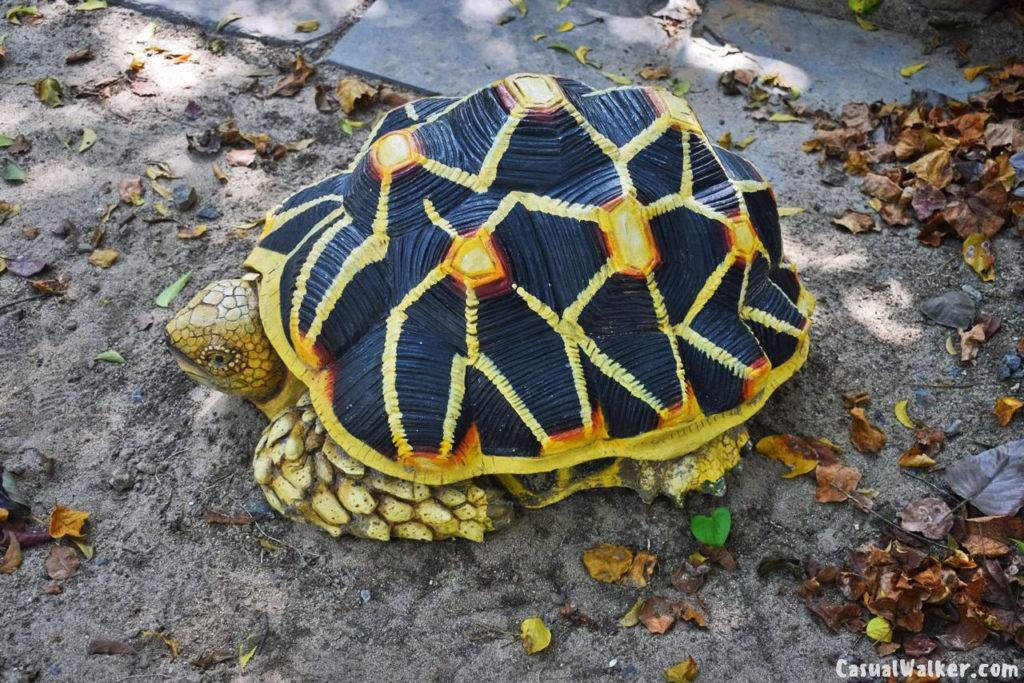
<box><xmin>3</xmin><ymin>161</ymin><xmax>24</xmax><ymax>183</ymax></box>
<box><xmin>690</xmin><ymin>506</ymin><xmax>731</xmax><ymax>547</ymax></box>
<box><xmin>601</xmin><ymin>71</ymin><xmax>631</xmax><ymax>85</ymax></box>
<box><xmin>854</xmin><ymin>15</ymin><xmax>877</xmax><ymax>30</ymax></box>
<box><xmin>768</xmin><ymin>112</ymin><xmax>802</xmax><ymax>122</ymax></box>
<box><xmin>296</xmin><ymin>19</ymin><xmax>319</xmax><ymax>32</ymax></box>
<box><xmin>95</xmin><ymin>350</ymin><xmax>126</xmax><ymax>364</ymax></box>
<box><xmin>509</xmin><ymin>0</ymin><xmax>528</xmax><ymax>16</ymax></box>
<box><xmin>214</xmin><ymin>12</ymin><xmax>241</xmax><ymax>33</ymax></box>
<box><xmin>78</xmin><ymin>128</ymin><xmax>97</xmax><ymax>152</ymax></box>
<box><xmin>75</xmin><ymin>0</ymin><xmax>107</xmax><ymax>11</ymax></box>
<box><xmin>155</xmin><ymin>272</ymin><xmax>191</xmax><ymax>308</ymax></box>
<box><xmin>0</xmin><ymin>134</ymin><xmax>14</xmax><ymax>148</ymax></box>
<box><xmin>6</xmin><ymin>6</ymin><xmax>40</xmax><ymax>25</ymax></box>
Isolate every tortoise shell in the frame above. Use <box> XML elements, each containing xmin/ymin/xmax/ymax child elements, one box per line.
<box><xmin>244</xmin><ymin>73</ymin><xmax>814</xmax><ymax>485</ymax></box>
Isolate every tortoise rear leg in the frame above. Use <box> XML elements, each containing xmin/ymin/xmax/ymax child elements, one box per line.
<box><xmin>252</xmin><ymin>395</ymin><xmax>514</xmax><ymax>541</ymax></box>
<box><xmin>497</xmin><ymin>426</ymin><xmax>748</xmax><ymax>508</ymax></box>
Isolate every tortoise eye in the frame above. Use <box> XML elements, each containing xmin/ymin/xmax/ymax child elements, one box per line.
<box><xmin>203</xmin><ymin>347</ymin><xmax>237</xmax><ymax>370</ymax></box>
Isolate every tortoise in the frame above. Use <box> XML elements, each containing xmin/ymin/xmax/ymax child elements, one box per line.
<box><xmin>166</xmin><ymin>73</ymin><xmax>814</xmax><ymax>542</ymax></box>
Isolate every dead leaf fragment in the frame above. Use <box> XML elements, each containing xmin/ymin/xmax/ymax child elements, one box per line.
<box><xmin>816</xmin><ymin>463</ymin><xmax>862</xmax><ymax>503</ymax></box>
<box><xmin>833</xmin><ymin>210</ymin><xmax>876</xmax><ymax>233</ymax></box>
<box><xmin>962</xmin><ymin>233</ymin><xmax>995</xmax><ymax>282</ymax></box>
<box><xmin>899</xmin><ymin>497</ymin><xmax>953</xmax><ymax>540</ymax></box>
<box><xmin>0</xmin><ymin>531</ymin><xmax>22</xmax><ymax>574</ymax></box>
<box><xmin>755</xmin><ymin>434</ymin><xmax>834</xmax><ymax>478</ymax></box>
<box><xmin>266</xmin><ymin>54</ymin><xmax>315</xmax><ymax>98</ymax></box>
<box><xmin>638</xmin><ymin>596</ymin><xmax>675</xmax><ymax>634</ymax></box>
<box><xmin>45</xmin><ymin>545</ymin><xmax>81</xmax><ymax>580</ymax></box>
<box><xmin>519</xmin><ymin>617</ymin><xmax>550</xmax><ymax>654</ymax></box>
<box><xmin>582</xmin><ymin>543</ymin><xmax>633</xmax><ymax>583</ymax></box>
<box><xmin>226</xmin><ymin>148</ymin><xmax>256</xmax><ymax>167</ymax></box>
<box><xmin>88</xmin><ymin>639</ymin><xmax>135</xmax><ymax>655</ymax></box>
<box><xmin>118</xmin><ymin>177</ymin><xmax>144</xmax><ymax>205</ymax></box>
<box><xmin>849</xmin><ymin>407</ymin><xmax>886</xmax><ymax>454</ymax></box>
<box><xmin>624</xmin><ymin>550</ymin><xmax>656</xmax><ymax>587</ymax></box>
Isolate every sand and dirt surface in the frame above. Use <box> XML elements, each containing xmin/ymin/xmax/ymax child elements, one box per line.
<box><xmin>1</xmin><ymin>2</ymin><xmax>1023</xmax><ymax>680</ymax></box>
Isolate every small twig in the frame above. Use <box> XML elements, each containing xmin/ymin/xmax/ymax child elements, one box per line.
<box><xmin>900</xmin><ymin>470</ymin><xmax>950</xmax><ymax>496</ymax></box>
<box><xmin>0</xmin><ymin>294</ymin><xmax>48</xmax><ymax>314</ymax></box>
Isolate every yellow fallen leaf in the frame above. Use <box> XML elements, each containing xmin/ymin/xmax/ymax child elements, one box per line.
<box><xmin>88</xmin><ymin>247</ymin><xmax>119</xmax><ymax>269</ymax></box>
<box><xmin>582</xmin><ymin>543</ymin><xmax>633</xmax><ymax>582</ymax></box>
<box><xmin>894</xmin><ymin>400</ymin><xmax>918</xmax><ymax>429</ymax></box>
<box><xmin>994</xmin><ymin>396</ymin><xmax>1023</xmax><ymax>427</ymax></box>
<box><xmin>49</xmin><ymin>504</ymin><xmax>89</xmax><ymax>538</ymax></box>
<box><xmin>735</xmin><ymin>135</ymin><xmax>754</xmax><ymax>149</ymax></box>
<box><xmin>962</xmin><ymin>65</ymin><xmax>991</xmax><ymax>81</ymax></box>
<box><xmin>177</xmin><ymin>224</ymin><xmax>207</xmax><ymax>239</ymax></box>
<box><xmin>665</xmin><ymin>656</ymin><xmax>699</xmax><ymax>682</ymax></box>
<box><xmin>718</xmin><ymin>131</ymin><xmax>732</xmax><ymax>148</ymax></box>
<box><xmin>900</xmin><ymin>62</ymin><xmax>927</xmax><ymax>78</ymax></box>
<box><xmin>519</xmin><ymin>616</ymin><xmax>551</xmax><ymax>654</ymax></box>
<box><xmin>602</xmin><ymin>71</ymin><xmax>631</xmax><ymax>85</ymax></box>
<box><xmin>898</xmin><ymin>445</ymin><xmax>936</xmax><ymax>469</ymax></box>
<box><xmin>0</xmin><ymin>508</ymin><xmax>7</xmax><ymax>522</ymax></box>
<box><xmin>777</xmin><ymin>206</ymin><xmax>804</xmax><ymax>217</ymax></box>
<box><xmin>866</xmin><ymin>616</ymin><xmax>893</xmax><ymax>643</ymax></box>
<box><xmin>531</xmin><ymin>33</ymin><xmax>546</xmax><ymax>41</ymax></box>
<box><xmin>574</xmin><ymin>45</ymin><xmax>595</xmax><ymax>66</ymax></box>
<box><xmin>336</xmin><ymin>77</ymin><xmax>376</xmax><ymax>115</ymax></box>
<box><xmin>962</xmin><ymin>233</ymin><xmax>995</xmax><ymax>282</ymax></box>
<box><xmin>768</xmin><ymin>112</ymin><xmax>802</xmax><ymax>122</ymax></box>
<box><xmin>945</xmin><ymin>335</ymin><xmax>957</xmax><ymax>355</ymax></box>
<box><xmin>854</xmin><ymin>15</ymin><xmax>877</xmax><ymax>30</ymax></box>
<box><xmin>755</xmin><ymin>434</ymin><xmax>825</xmax><ymax>478</ymax></box>
<box><xmin>239</xmin><ymin>644</ymin><xmax>257</xmax><ymax>668</ymax></box>
<box><xmin>556</xmin><ymin>20</ymin><xmax>573</xmax><ymax>32</ymax></box>
<box><xmin>295</xmin><ymin>19</ymin><xmax>320</xmax><ymax>32</ymax></box>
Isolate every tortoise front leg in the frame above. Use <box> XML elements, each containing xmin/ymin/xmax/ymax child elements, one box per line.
<box><xmin>253</xmin><ymin>394</ymin><xmax>514</xmax><ymax>541</ymax></box>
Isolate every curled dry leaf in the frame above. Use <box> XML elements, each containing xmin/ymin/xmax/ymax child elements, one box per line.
<box><xmin>638</xmin><ymin>596</ymin><xmax>675</xmax><ymax>634</ymax></box>
<box><xmin>624</xmin><ymin>550</ymin><xmax>656</xmax><ymax>587</ymax></box>
<box><xmin>898</xmin><ymin>427</ymin><xmax>944</xmax><ymax>469</ymax></box>
<box><xmin>958</xmin><ymin>323</ymin><xmax>986</xmax><ymax>362</ymax></box>
<box><xmin>833</xmin><ymin>210</ymin><xmax>875</xmax><ymax>233</ymax></box>
<box><xmin>755</xmin><ymin>434</ymin><xmax>836</xmax><ymax>478</ymax></box>
<box><xmin>993</xmin><ymin>396</ymin><xmax>1023</xmax><ymax>427</ymax></box>
<box><xmin>266</xmin><ymin>54</ymin><xmax>315</xmax><ymax>98</ymax></box>
<box><xmin>582</xmin><ymin>543</ymin><xmax>633</xmax><ymax>583</ymax></box>
<box><xmin>49</xmin><ymin>504</ymin><xmax>89</xmax><ymax>538</ymax></box>
<box><xmin>849</xmin><ymin>407</ymin><xmax>885</xmax><ymax>454</ymax></box>
<box><xmin>899</xmin><ymin>497</ymin><xmax>954</xmax><ymax>540</ymax></box>
<box><xmin>618</xmin><ymin>597</ymin><xmax>644</xmax><ymax>628</ymax></box>
<box><xmin>671</xmin><ymin>559</ymin><xmax>710</xmax><ymax>594</ymax></box>
<box><xmin>45</xmin><ymin>545</ymin><xmax>81</xmax><ymax>580</ymax></box>
<box><xmin>336</xmin><ymin>77</ymin><xmax>376</xmax><ymax>115</ymax></box>
<box><xmin>519</xmin><ymin>617</ymin><xmax>550</xmax><ymax>654</ymax></box>
<box><xmin>118</xmin><ymin>177</ymin><xmax>144</xmax><ymax>204</ymax></box>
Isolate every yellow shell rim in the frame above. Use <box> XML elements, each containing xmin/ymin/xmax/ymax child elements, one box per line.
<box><xmin>245</xmin><ymin>245</ymin><xmax>814</xmax><ymax>485</ymax></box>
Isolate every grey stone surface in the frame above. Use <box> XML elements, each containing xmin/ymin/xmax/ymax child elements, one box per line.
<box><xmin>109</xmin><ymin>0</ymin><xmax>362</xmax><ymax>42</ymax></box>
<box><xmin>326</xmin><ymin>0</ymin><xmax>985</xmax><ymax>105</ymax></box>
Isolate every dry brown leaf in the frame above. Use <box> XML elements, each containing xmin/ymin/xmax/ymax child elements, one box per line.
<box><xmin>833</xmin><ymin>210</ymin><xmax>875</xmax><ymax>233</ymax></box>
<box><xmin>849</xmin><ymin>407</ymin><xmax>886</xmax><ymax>454</ymax></box>
<box><xmin>45</xmin><ymin>545</ymin><xmax>80</xmax><ymax>580</ymax></box>
<box><xmin>266</xmin><ymin>54</ymin><xmax>315</xmax><ymax>97</ymax></box>
<box><xmin>0</xmin><ymin>532</ymin><xmax>22</xmax><ymax>574</ymax></box>
<box><xmin>958</xmin><ymin>323</ymin><xmax>986</xmax><ymax>362</ymax></box>
<box><xmin>815</xmin><ymin>463</ymin><xmax>862</xmax><ymax>503</ymax></box>
<box><xmin>49</xmin><ymin>504</ymin><xmax>89</xmax><ymax>538</ymax></box>
<box><xmin>336</xmin><ymin>77</ymin><xmax>376</xmax><ymax>115</ymax></box>
<box><xmin>861</xmin><ymin>173</ymin><xmax>902</xmax><ymax>202</ymax></box>
<box><xmin>755</xmin><ymin>434</ymin><xmax>837</xmax><ymax>477</ymax></box>
<box><xmin>118</xmin><ymin>177</ymin><xmax>144</xmax><ymax>204</ymax></box>
<box><xmin>899</xmin><ymin>497</ymin><xmax>953</xmax><ymax>540</ymax></box>
<box><xmin>638</xmin><ymin>596</ymin><xmax>675</xmax><ymax>634</ymax></box>
<box><xmin>639</xmin><ymin>65</ymin><xmax>671</xmax><ymax>81</ymax></box>
<box><xmin>665</xmin><ymin>656</ymin><xmax>699</xmax><ymax>683</ymax></box>
<box><xmin>226</xmin><ymin>148</ymin><xmax>256</xmax><ymax>167</ymax></box>
<box><xmin>581</xmin><ymin>543</ymin><xmax>633</xmax><ymax>583</ymax></box>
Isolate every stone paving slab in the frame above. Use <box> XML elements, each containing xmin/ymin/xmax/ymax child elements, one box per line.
<box><xmin>326</xmin><ymin>0</ymin><xmax>985</xmax><ymax>105</ymax></box>
<box><xmin>109</xmin><ymin>0</ymin><xmax>362</xmax><ymax>43</ymax></box>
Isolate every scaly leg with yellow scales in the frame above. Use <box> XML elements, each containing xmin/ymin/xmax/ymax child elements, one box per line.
<box><xmin>255</xmin><ymin>393</ymin><xmax>747</xmax><ymax>541</ymax></box>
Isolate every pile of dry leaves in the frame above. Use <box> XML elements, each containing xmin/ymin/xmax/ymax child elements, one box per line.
<box><xmin>803</xmin><ymin>62</ymin><xmax>1024</xmax><ymax>280</ymax></box>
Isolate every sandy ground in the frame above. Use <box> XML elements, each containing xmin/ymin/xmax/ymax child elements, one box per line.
<box><xmin>1</xmin><ymin>3</ymin><xmax>1023</xmax><ymax>681</ymax></box>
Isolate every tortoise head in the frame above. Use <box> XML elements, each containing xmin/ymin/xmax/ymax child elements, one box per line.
<box><xmin>165</xmin><ymin>277</ymin><xmax>288</xmax><ymax>409</ymax></box>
